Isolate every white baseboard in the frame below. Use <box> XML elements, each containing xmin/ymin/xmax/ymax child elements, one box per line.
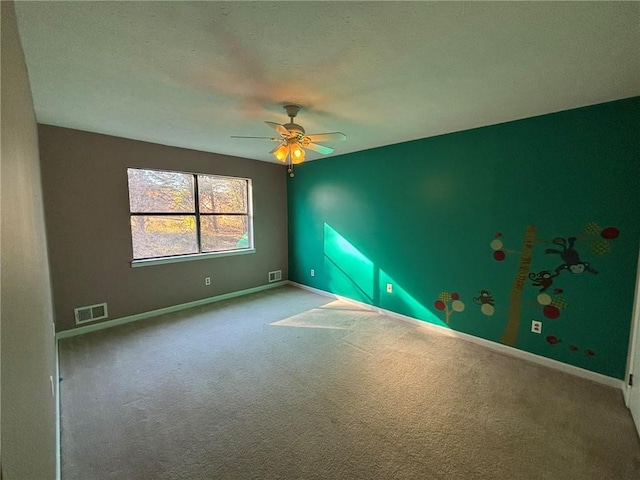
<box><xmin>56</xmin><ymin>281</ymin><xmax>288</xmax><ymax>340</ymax></box>
<box><xmin>289</xmin><ymin>281</ymin><xmax>625</xmax><ymax>390</ymax></box>
<box><xmin>55</xmin><ymin>279</ymin><xmax>624</xmax><ymax>390</ymax></box>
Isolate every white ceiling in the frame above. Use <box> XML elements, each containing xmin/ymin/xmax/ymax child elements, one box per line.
<box><xmin>15</xmin><ymin>1</ymin><xmax>640</xmax><ymax>164</ymax></box>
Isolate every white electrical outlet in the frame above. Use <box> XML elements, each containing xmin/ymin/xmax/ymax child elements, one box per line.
<box><xmin>50</xmin><ymin>376</ymin><xmax>55</xmax><ymax>397</ymax></box>
<box><xmin>310</xmin><ymin>269</ymin><xmax>315</xmax><ymax>277</ymax></box>
<box><xmin>205</xmin><ymin>277</ymin><xmax>211</xmax><ymax>286</ymax></box>
<box><xmin>531</xmin><ymin>320</ymin><xmax>542</xmax><ymax>334</ymax></box>
<box><xmin>387</xmin><ymin>283</ymin><xmax>393</xmax><ymax>293</ymax></box>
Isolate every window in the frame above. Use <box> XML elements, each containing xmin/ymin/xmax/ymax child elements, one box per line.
<box><xmin>127</xmin><ymin>168</ymin><xmax>253</xmax><ymax>262</ymax></box>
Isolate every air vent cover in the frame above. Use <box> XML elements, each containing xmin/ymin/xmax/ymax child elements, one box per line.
<box><xmin>74</xmin><ymin>302</ymin><xmax>108</xmax><ymax>324</ymax></box>
<box><xmin>268</xmin><ymin>270</ymin><xmax>282</xmax><ymax>283</ymax></box>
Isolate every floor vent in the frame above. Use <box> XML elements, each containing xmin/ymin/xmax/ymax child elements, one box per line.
<box><xmin>268</xmin><ymin>270</ymin><xmax>282</xmax><ymax>283</ymax></box>
<box><xmin>74</xmin><ymin>303</ymin><xmax>108</xmax><ymax>324</ymax></box>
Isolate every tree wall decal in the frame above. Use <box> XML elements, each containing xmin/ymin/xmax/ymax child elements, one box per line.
<box><xmin>500</xmin><ymin>224</ymin><xmax>537</xmax><ymax>346</ymax></box>
<box><xmin>491</xmin><ymin>222</ymin><xmax>619</xmax><ymax>348</ymax></box>
<box><xmin>433</xmin><ymin>291</ymin><xmax>465</xmax><ymax>324</ymax></box>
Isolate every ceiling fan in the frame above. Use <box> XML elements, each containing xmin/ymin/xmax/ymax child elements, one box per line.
<box><xmin>232</xmin><ymin>105</ymin><xmax>346</xmax><ymax>174</ymax></box>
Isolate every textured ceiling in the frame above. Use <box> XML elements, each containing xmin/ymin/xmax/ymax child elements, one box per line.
<box><xmin>15</xmin><ymin>1</ymin><xmax>640</xmax><ymax>164</ymax></box>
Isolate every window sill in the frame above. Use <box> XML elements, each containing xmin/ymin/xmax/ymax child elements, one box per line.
<box><xmin>131</xmin><ymin>248</ymin><xmax>255</xmax><ymax>268</ymax></box>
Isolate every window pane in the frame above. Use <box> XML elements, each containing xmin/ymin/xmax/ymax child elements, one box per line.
<box><xmin>131</xmin><ymin>216</ymin><xmax>198</xmax><ymax>259</ymax></box>
<box><xmin>128</xmin><ymin>168</ymin><xmax>195</xmax><ymax>213</ymax></box>
<box><xmin>198</xmin><ymin>176</ymin><xmax>247</xmax><ymax>214</ymax></box>
<box><xmin>200</xmin><ymin>215</ymin><xmax>249</xmax><ymax>252</ymax></box>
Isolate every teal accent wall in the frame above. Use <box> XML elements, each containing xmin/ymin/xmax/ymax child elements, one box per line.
<box><xmin>288</xmin><ymin>97</ymin><xmax>640</xmax><ymax>379</ymax></box>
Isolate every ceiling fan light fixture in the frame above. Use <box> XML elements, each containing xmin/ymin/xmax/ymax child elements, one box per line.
<box><xmin>272</xmin><ymin>143</ymin><xmax>289</xmax><ymax>162</ymax></box>
<box><xmin>291</xmin><ymin>142</ymin><xmax>305</xmax><ymax>164</ymax></box>
<box><xmin>233</xmin><ymin>105</ymin><xmax>347</xmax><ymax>168</ymax></box>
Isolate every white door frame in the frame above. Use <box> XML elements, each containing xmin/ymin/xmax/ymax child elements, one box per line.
<box><xmin>623</xmin><ymin>248</ymin><xmax>640</xmax><ymax>410</ymax></box>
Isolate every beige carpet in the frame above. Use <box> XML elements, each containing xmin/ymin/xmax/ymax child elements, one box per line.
<box><xmin>59</xmin><ymin>285</ymin><xmax>640</xmax><ymax>479</ymax></box>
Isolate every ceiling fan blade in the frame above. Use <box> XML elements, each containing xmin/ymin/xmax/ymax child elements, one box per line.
<box><xmin>305</xmin><ymin>142</ymin><xmax>334</xmax><ymax>155</ymax></box>
<box><xmin>231</xmin><ymin>136</ymin><xmax>280</xmax><ymax>141</ymax></box>
<box><xmin>265</xmin><ymin>121</ymin><xmax>291</xmax><ymax>138</ymax></box>
<box><xmin>305</xmin><ymin>132</ymin><xmax>347</xmax><ymax>143</ymax></box>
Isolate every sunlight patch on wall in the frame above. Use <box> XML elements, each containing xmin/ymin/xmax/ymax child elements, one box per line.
<box><xmin>378</xmin><ymin>269</ymin><xmax>448</xmax><ymax>328</ymax></box>
<box><xmin>324</xmin><ymin>223</ymin><xmax>375</xmax><ymax>303</ymax></box>
<box><xmin>323</xmin><ymin>223</ymin><xmax>446</xmax><ymax>328</ymax></box>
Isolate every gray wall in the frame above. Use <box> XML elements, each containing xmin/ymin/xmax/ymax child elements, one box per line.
<box><xmin>38</xmin><ymin>125</ymin><xmax>288</xmax><ymax>332</ymax></box>
<box><xmin>1</xmin><ymin>1</ymin><xmax>58</xmax><ymax>478</ymax></box>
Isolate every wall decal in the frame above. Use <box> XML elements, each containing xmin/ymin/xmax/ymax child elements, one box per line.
<box><xmin>473</xmin><ymin>290</ymin><xmax>495</xmax><ymax>316</ymax></box>
<box><xmin>601</xmin><ymin>227</ymin><xmax>620</xmax><ymax>240</ymax></box>
<box><xmin>491</xmin><ymin>223</ymin><xmax>617</xmax><ymax>347</ymax></box>
<box><xmin>583</xmin><ymin>223</ymin><xmax>619</xmax><ymax>256</ymax></box>
<box><xmin>583</xmin><ymin>222</ymin><xmax>601</xmax><ymax>236</ymax></box>
<box><xmin>536</xmin><ymin>292</ymin><xmax>552</xmax><ymax>305</ymax></box>
<box><xmin>590</xmin><ymin>241</ymin><xmax>611</xmax><ymax>256</ymax></box>
<box><xmin>493</xmin><ymin>250</ymin><xmax>506</xmax><ymax>261</ymax></box>
<box><xmin>519</xmin><ymin>223</ymin><xmax>616</xmax><ymax>360</ymax></box>
<box><xmin>528</xmin><ymin>270</ymin><xmax>558</xmax><ymax>292</ymax></box>
<box><xmin>536</xmin><ymin>291</ymin><xmax>567</xmax><ymax>320</ymax></box>
<box><xmin>542</xmin><ymin>305</ymin><xmax>561</xmax><ymax>319</ymax></box>
<box><xmin>546</xmin><ymin>335</ymin><xmax>561</xmax><ymax>345</ymax></box>
<box><xmin>545</xmin><ymin>237</ymin><xmax>598</xmax><ymax>275</ymax></box>
<box><xmin>434</xmin><ymin>291</ymin><xmax>465</xmax><ymax>324</ymax></box>
<box><xmin>549</xmin><ymin>339</ymin><xmax>594</xmax><ymax>357</ymax></box>
<box><xmin>499</xmin><ymin>224</ymin><xmax>537</xmax><ymax>346</ymax></box>
<box><xmin>491</xmin><ymin>233</ymin><xmax>506</xmax><ymax>261</ymax></box>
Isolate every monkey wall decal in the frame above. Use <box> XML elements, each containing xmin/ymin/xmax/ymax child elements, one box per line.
<box><xmin>545</xmin><ymin>237</ymin><xmax>598</xmax><ymax>275</ymax></box>
<box><xmin>473</xmin><ymin>290</ymin><xmax>494</xmax><ymax>306</ymax></box>
<box><xmin>528</xmin><ymin>270</ymin><xmax>559</xmax><ymax>292</ymax></box>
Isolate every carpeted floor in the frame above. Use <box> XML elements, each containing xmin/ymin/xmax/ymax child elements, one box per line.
<box><xmin>59</xmin><ymin>285</ymin><xmax>640</xmax><ymax>479</ymax></box>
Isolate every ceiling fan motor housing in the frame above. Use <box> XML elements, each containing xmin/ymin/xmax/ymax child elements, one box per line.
<box><xmin>283</xmin><ymin>105</ymin><xmax>305</xmax><ymax>138</ymax></box>
<box><xmin>284</xmin><ymin>123</ymin><xmax>305</xmax><ymax>137</ymax></box>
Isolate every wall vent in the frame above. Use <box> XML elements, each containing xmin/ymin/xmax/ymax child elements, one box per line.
<box><xmin>268</xmin><ymin>270</ymin><xmax>282</xmax><ymax>283</ymax></box>
<box><xmin>74</xmin><ymin>303</ymin><xmax>108</xmax><ymax>324</ymax></box>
